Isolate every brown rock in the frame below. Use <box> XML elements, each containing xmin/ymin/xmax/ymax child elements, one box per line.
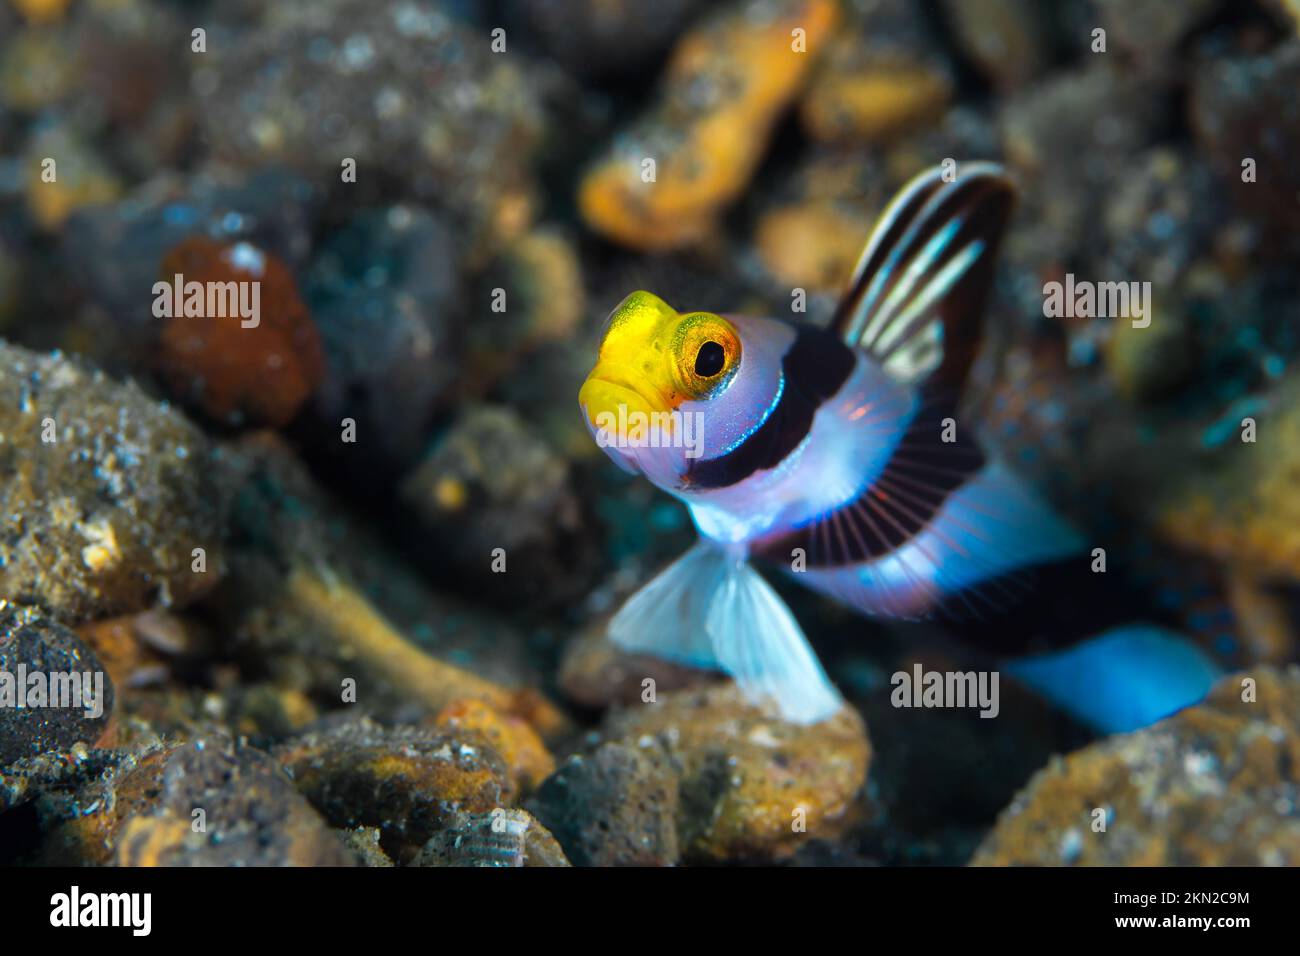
<box><xmin>530</xmin><ymin>740</ymin><xmax>681</xmax><ymax>866</ymax></box>
<box><xmin>194</xmin><ymin>0</ymin><xmax>543</xmax><ymax>257</ymax></box>
<box><xmin>1190</xmin><ymin>40</ymin><xmax>1300</xmax><ymax>258</ymax></box>
<box><xmin>0</xmin><ymin>603</ymin><xmax>114</xmax><ymax>766</ymax></box>
<box><xmin>558</xmin><ymin>620</ymin><xmax>722</xmax><ymax>712</ymax></box>
<box><xmin>337</xmin><ymin>826</ymin><xmax>394</xmax><ymax>867</ymax></box>
<box><xmin>1093</xmin><ymin>0</ymin><xmax>1221</xmax><ymax>64</ymax></box>
<box><xmin>0</xmin><ymin>342</ymin><xmax>226</xmax><ymax>622</ymax></box>
<box><xmin>75</xmin><ymin>616</ymin><xmax>170</xmax><ymax>692</ymax></box>
<box><xmin>940</xmin><ymin>0</ymin><xmax>1050</xmax><ymax>90</ymax></box>
<box><xmin>398</xmin><ymin>403</ymin><xmax>600</xmax><ymax>607</ymax></box>
<box><xmin>157</xmin><ymin>236</ymin><xmax>325</xmax><ymax>428</ymax></box>
<box><xmin>603</xmin><ymin>685</ymin><xmax>871</xmax><ymax>862</ymax></box>
<box><xmin>274</xmin><ymin>716</ymin><xmax>516</xmax><ymax>862</ymax></box>
<box><xmin>45</xmin><ymin>738</ymin><xmax>352</xmax><ymax>866</ymax></box>
<box><xmin>973</xmin><ymin>668</ymin><xmax>1300</xmax><ymax>865</ymax></box>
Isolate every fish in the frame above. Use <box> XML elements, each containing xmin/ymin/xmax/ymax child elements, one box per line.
<box><xmin>578</xmin><ymin>162</ymin><xmax>1221</xmax><ymax>732</ymax></box>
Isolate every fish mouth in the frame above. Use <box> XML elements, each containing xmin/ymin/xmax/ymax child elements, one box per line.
<box><xmin>578</xmin><ymin>369</ymin><xmax>671</xmax><ymax>446</ymax></box>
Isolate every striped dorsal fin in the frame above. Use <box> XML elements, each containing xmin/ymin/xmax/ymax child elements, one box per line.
<box><xmin>830</xmin><ymin>162</ymin><xmax>1016</xmax><ymax>393</ymax></box>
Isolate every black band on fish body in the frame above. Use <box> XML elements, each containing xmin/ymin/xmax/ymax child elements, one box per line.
<box><xmin>928</xmin><ymin>553</ymin><xmax>1180</xmax><ymax>658</ymax></box>
<box><xmin>684</xmin><ymin>325</ymin><xmax>855</xmax><ymax>490</ymax></box>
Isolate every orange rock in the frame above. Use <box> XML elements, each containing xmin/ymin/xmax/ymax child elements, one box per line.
<box><xmin>755</xmin><ymin>200</ymin><xmax>869</xmax><ymax>293</ymax></box>
<box><xmin>798</xmin><ymin>0</ymin><xmax>953</xmax><ymax>143</ymax></box>
<box><xmin>801</xmin><ymin>56</ymin><xmax>951</xmax><ymax>144</ymax></box>
<box><xmin>579</xmin><ymin>0</ymin><xmax>839</xmax><ymax>251</ymax></box>
<box><xmin>11</xmin><ymin>0</ymin><xmax>70</xmax><ymax>24</ymax></box>
<box><xmin>75</xmin><ymin>617</ymin><xmax>154</xmax><ymax>690</ymax></box>
<box><xmin>434</xmin><ymin>698</ymin><xmax>556</xmax><ymax>793</ymax></box>
<box><xmin>157</xmin><ymin>236</ymin><xmax>325</xmax><ymax>427</ymax></box>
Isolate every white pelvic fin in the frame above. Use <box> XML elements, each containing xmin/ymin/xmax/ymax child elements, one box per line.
<box><xmin>609</xmin><ymin>541</ymin><xmax>844</xmax><ymax>725</ymax></box>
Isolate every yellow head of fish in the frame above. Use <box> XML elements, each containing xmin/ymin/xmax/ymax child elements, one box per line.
<box><xmin>578</xmin><ymin>291</ymin><xmax>742</xmax><ymax>467</ymax></box>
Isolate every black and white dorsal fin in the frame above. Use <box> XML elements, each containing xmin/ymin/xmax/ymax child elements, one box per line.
<box><xmin>830</xmin><ymin>162</ymin><xmax>1016</xmax><ymax>394</ymax></box>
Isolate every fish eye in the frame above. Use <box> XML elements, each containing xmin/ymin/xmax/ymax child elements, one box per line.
<box><xmin>695</xmin><ymin>341</ymin><xmax>726</xmax><ymax>377</ymax></box>
<box><xmin>672</xmin><ymin>312</ymin><xmax>740</xmax><ymax>398</ymax></box>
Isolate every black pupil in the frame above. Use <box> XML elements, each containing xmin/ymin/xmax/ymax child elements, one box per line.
<box><xmin>695</xmin><ymin>341</ymin><xmax>726</xmax><ymax>377</ymax></box>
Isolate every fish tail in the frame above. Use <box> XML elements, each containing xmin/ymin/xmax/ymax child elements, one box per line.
<box><xmin>1004</xmin><ymin>624</ymin><xmax>1222</xmax><ymax>734</ymax></box>
<box><xmin>608</xmin><ymin>540</ymin><xmax>843</xmax><ymax>724</ymax></box>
